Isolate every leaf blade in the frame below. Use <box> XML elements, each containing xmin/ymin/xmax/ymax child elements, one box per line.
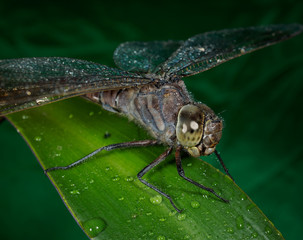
<box><xmin>7</xmin><ymin>97</ymin><xmax>284</xmax><ymax>240</ymax></box>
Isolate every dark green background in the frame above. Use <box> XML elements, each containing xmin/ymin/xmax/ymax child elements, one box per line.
<box><xmin>0</xmin><ymin>0</ymin><xmax>302</xmax><ymax>239</ymax></box>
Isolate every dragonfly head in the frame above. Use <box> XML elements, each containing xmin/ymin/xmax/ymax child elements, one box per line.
<box><xmin>176</xmin><ymin>104</ymin><xmax>223</xmax><ymax>157</ymax></box>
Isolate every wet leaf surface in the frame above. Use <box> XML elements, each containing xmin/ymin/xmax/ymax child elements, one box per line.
<box><xmin>7</xmin><ymin>97</ymin><xmax>284</xmax><ymax>240</ymax></box>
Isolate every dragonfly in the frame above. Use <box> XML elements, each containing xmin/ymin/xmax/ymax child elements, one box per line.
<box><xmin>0</xmin><ymin>24</ymin><xmax>302</xmax><ymax>212</ymax></box>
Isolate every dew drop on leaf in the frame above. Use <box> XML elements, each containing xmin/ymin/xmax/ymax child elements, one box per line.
<box><xmin>70</xmin><ymin>189</ymin><xmax>80</xmax><ymax>195</ymax></box>
<box><xmin>177</xmin><ymin>213</ymin><xmax>186</xmax><ymax>221</ymax></box>
<box><xmin>82</xmin><ymin>218</ymin><xmax>106</xmax><ymax>238</ymax></box>
<box><xmin>265</xmin><ymin>225</ymin><xmax>273</xmax><ymax>235</ymax></box>
<box><xmin>112</xmin><ymin>175</ymin><xmax>120</xmax><ymax>181</ymax></box>
<box><xmin>124</xmin><ymin>176</ymin><xmax>134</xmax><ymax>182</ymax></box>
<box><xmin>236</xmin><ymin>215</ymin><xmax>244</xmax><ymax>229</ymax></box>
<box><xmin>226</xmin><ymin>227</ymin><xmax>234</xmax><ymax>234</ymax></box>
<box><xmin>150</xmin><ymin>195</ymin><xmax>162</xmax><ymax>205</ymax></box>
<box><xmin>169</xmin><ymin>210</ymin><xmax>177</xmax><ymax>216</ymax></box>
<box><xmin>34</xmin><ymin>136</ymin><xmax>42</xmax><ymax>141</ymax></box>
<box><xmin>157</xmin><ymin>235</ymin><xmax>165</xmax><ymax>240</ymax></box>
<box><xmin>191</xmin><ymin>200</ymin><xmax>200</xmax><ymax>209</ymax></box>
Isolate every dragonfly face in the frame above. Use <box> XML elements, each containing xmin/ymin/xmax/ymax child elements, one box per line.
<box><xmin>176</xmin><ymin>104</ymin><xmax>223</xmax><ymax>157</ymax></box>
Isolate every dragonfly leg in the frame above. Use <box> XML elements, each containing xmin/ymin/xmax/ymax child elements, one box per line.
<box><xmin>175</xmin><ymin>146</ymin><xmax>229</xmax><ymax>203</ymax></box>
<box><xmin>214</xmin><ymin>150</ymin><xmax>234</xmax><ymax>181</ymax></box>
<box><xmin>44</xmin><ymin>139</ymin><xmax>158</xmax><ymax>173</ymax></box>
<box><xmin>137</xmin><ymin>147</ymin><xmax>183</xmax><ymax>213</ymax></box>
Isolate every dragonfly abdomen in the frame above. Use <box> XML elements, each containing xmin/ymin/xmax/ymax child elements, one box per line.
<box><xmin>86</xmin><ymin>80</ymin><xmax>192</xmax><ymax>145</ymax></box>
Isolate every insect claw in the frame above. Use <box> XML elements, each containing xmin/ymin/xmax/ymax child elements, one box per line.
<box><xmin>44</xmin><ymin>166</ymin><xmax>66</xmax><ymax>173</ymax></box>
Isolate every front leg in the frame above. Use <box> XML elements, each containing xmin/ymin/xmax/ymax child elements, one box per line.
<box><xmin>175</xmin><ymin>146</ymin><xmax>229</xmax><ymax>203</ymax></box>
<box><xmin>137</xmin><ymin>147</ymin><xmax>182</xmax><ymax>213</ymax></box>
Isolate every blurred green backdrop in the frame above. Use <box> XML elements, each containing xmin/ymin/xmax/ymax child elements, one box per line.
<box><xmin>0</xmin><ymin>0</ymin><xmax>302</xmax><ymax>240</ymax></box>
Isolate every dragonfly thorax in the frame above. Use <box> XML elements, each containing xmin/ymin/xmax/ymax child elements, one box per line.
<box><xmin>176</xmin><ymin>104</ymin><xmax>223</xmax><ymax>157</ymax></box>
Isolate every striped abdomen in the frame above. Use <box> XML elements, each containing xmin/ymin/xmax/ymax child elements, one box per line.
<box><xmin>86</xmin><ymin>80</ymin><xmax>192</xmax><ymax>145</ymax></box>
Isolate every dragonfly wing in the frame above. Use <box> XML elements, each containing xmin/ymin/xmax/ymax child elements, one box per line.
<box><xmin>113</xmin><ymin>41</ymin><xmax>183</xmax><ymax>73</ymax></box>
<box><xmin>157</xmin><ymin>23</ymin><xmax>303</xmax><ymax>78</ymax></box>
<box><xmin>0</xmin><ymin>57</ymin><xmax>155</xmax><ymax>116</ymax></box>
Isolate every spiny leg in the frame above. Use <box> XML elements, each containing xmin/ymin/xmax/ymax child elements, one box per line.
<box><xmin>175</xmin><ymin>146</ymin><xmax>229</xmax><ymax>203</ymax></box>
<box><xmin>214</xmin><ymin>150</ymin><xmax>234</xmax><ymax>181</ymax></box>
<box><xmin>45</xmin><ymin>140</ymin><xmax>158</xmax><ymax>173</ymax></box>
<box><xmin>137</xmin><ymin>147</ymin><xmax>182</xmax><ymax>213</ymax></box>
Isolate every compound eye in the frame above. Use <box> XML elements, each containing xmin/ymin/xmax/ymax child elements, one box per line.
<box><xmin>176</xmin><ymin>105</ymin><xmax>204</xmax><ymax>147</ymax></box>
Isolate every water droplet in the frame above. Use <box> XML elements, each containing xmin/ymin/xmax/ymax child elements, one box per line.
<box><xmin>70</xmin><ymin>189</ymin><xmax>80</xmax><ymax>195</ymax></box>
<box><xmin>202</xmin><ymin>194</ymin><xmax>208</xmax><ymax>199</ymax></box>
<box><xmin>240</xmin><ymin>194</ymin><xmax>247</xmax><ymax>201</ymax></box>
<box><xmin>191</xmin><ymin>201</ymin><xmax>200</xmax><ymax>208</ymax></box>
<box><xmin>177</xmin><ymin>213</ymin><xmax>186</xmax><ymax>221</ymax></box>
<box><xmin>226</xmin><ymin>227</ymin><xmax>234</xmax><ymax>234</ymax></box>
<box><xmin>125</xmin><ymin>176</ymin><xmax>134</xmax><ymax>182</ymax></box>
<box><xmin>157</xmin><ymin>235</ymin><xmax>165</xmax><ymax>240</ymax></box>
<box><xmin>251</xmin><ymin>232</ymin><xmax>258</xmax><ymax>238</ymax></box>
<box><xmin>82</xmin><ymin>218</ymin><xmax>106</xmax><ymax>238</ymax></box>
<box><xmin>112</xmin><ymin>175</ymin><xmax>120</xmax><ymax>181</ymax></box>
<box><xmin>169</xmin><ymin>210</ymin><xmax>177</xmax><ymax>216</ymax></box>
<box><xmin>34</xmin><ymin>136</ymin><xmax>42</xmax><ymax>142</ymax></box>
<box><xmin>22</xmin><ymin>115</ymin><xmax>29</xmax><ymax>120</ymax></box>
<box><xmin>89</xmin><ymin>179</ymin><xmax>94</xmax><ymax>184</ymax></box>
<box><xmin>118</xmin><ymin>197</ymin><xmax>124</xmax><ymax>201</ymax></box>
<box><xmin>150</xmin><ymin>195</ymin><xmax>162</xmax><ymax>205</ymax></box>
<box><xmin>89</xmin><ymin>111</ymin><xmax>94</xmax><ymax>116</ymax></box>
<box><xmin>265</xmin><ymin>225</ymin><xmax>272</xmax><ymax>235</ymax></box>
<box><xmin>236</xmin><ymin>215</ymin><xmax>244</xmax><ymax>229</ymax></box>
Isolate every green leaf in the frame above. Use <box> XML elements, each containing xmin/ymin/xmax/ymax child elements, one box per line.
<box><xmin>7</xmin><ymin>97</ymin><xmax>284</xmax><ymax>240</ymax></box>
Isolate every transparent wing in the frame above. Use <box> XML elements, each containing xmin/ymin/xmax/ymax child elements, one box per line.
<box><xmin>113</xmin><ymin>41</ymin><xmax>183</xmax><ymax>73</ymax></box>
<box><xmin>157</xmin><ymin>23</ymin><xmax>303</xmax><ymax>78</ymax></box>
<box><xmin>0</xmin><ymin>57</ymin><xmax>154</xmax><ymax>116</ymax></box>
